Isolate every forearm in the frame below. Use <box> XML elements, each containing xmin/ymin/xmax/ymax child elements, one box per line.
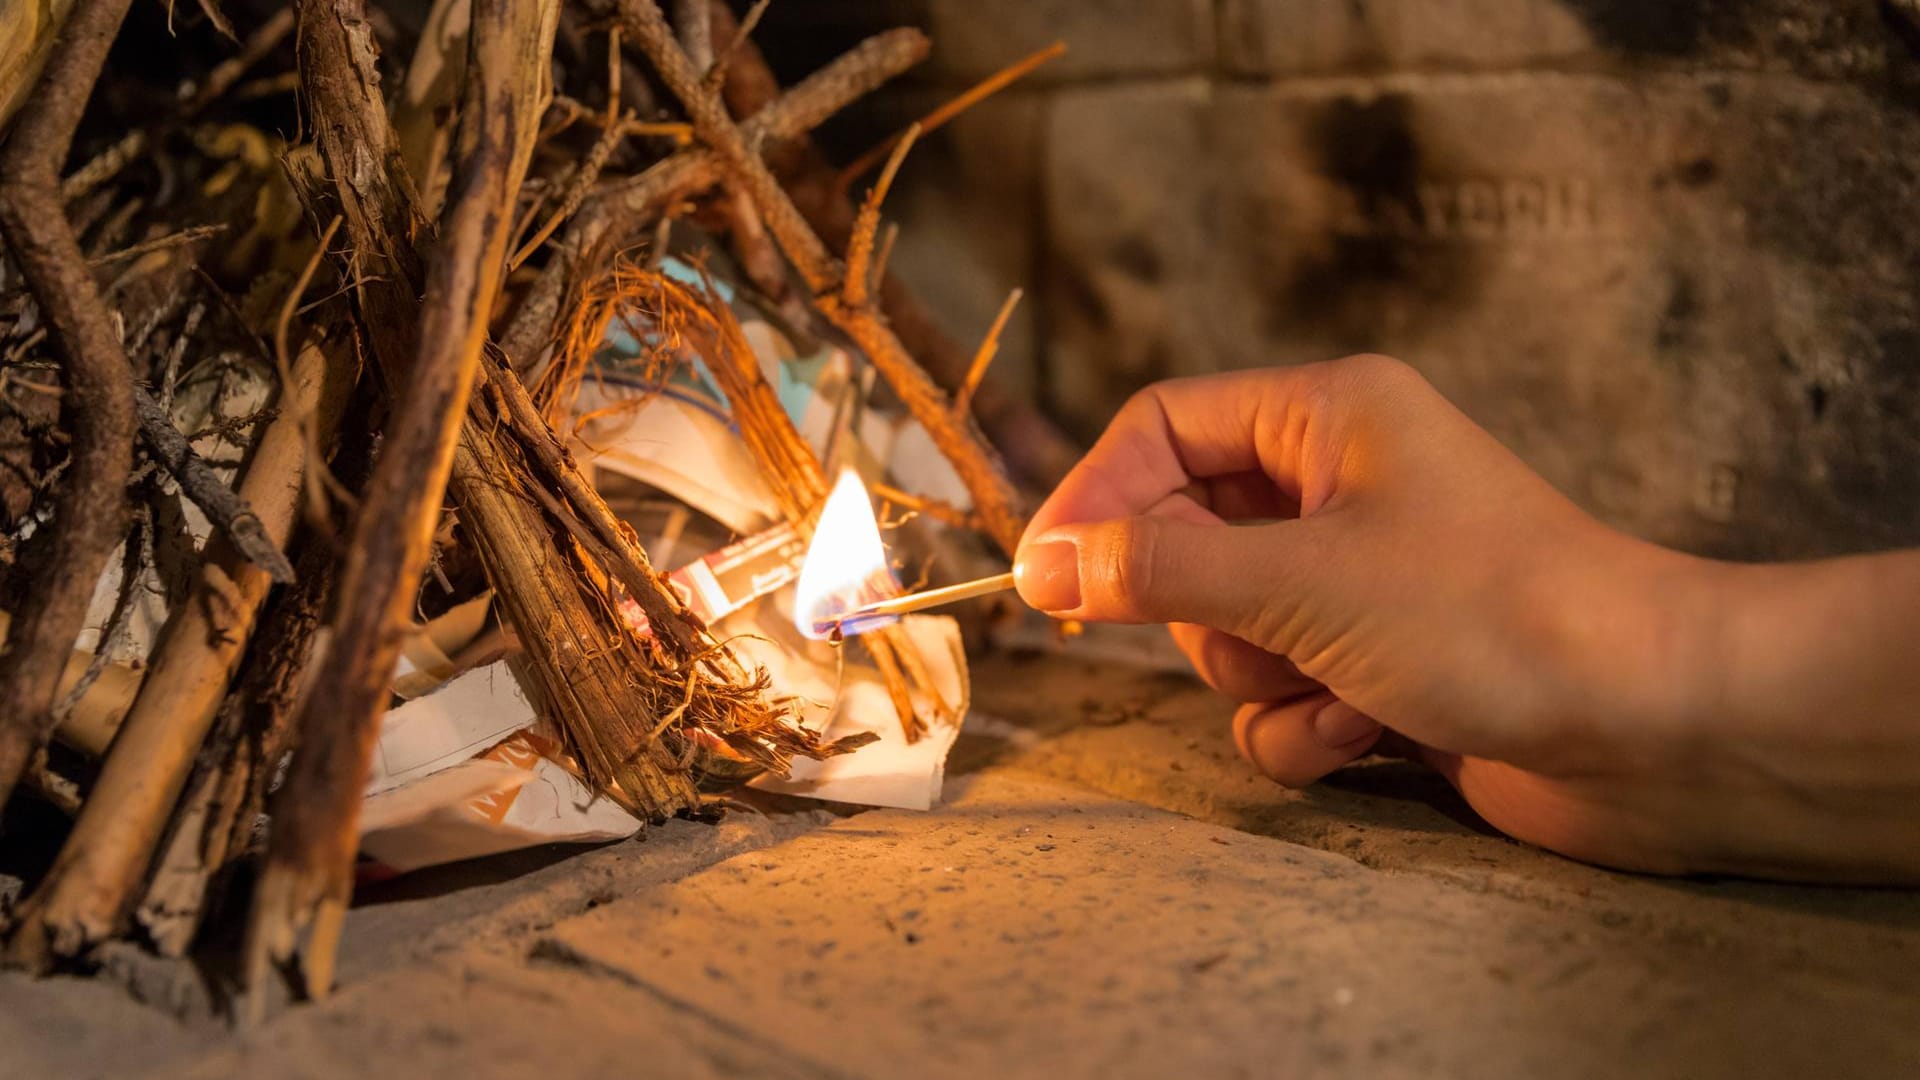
<box><xmin>1710</xmin><ymin>551</ymin><xmax>1920</xmax><ymax>756</ymax></box>
<box><xmin>1683</xmin><ymin>549</ymin><xmax>1920</xmax><ymax>876</ymax></box>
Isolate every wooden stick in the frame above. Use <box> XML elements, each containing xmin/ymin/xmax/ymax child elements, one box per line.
<box><xmin>181</xmin><ymin>5</ymin><xmax>298</xmax><ymax>117</ymax></box>
<box><xmin>4</xmin><ymin>330</ymin><xmax>355</xmax><ymax>970</ymax></box>
<box><xmin>617</xmin><ymin>0</ymin><xmax>1031</xmax><ymax>558</ymax></box>
<box><xmin>871</xmin><ymin>480</ymin><xmax>976</xmax><ymax>530</ymax></box>
<box><xmin>835</xmin><ymin>572</ymin><xmax>1015</xmax><ymax>622</ymax></box>
<box><xmin>245</xmin><ymin>0</ymin><xmax>556</xmax><ymax>1008</ymax></box>
<box><xmin>953</xmin><ymin>287</ymin><xmax>1022</xmax><ymax>419</ymax></box>
<box><xmin>0</xmin><ymin>0</ymin><xmax>137</xmax><ymax>816</ymax></box>
<box><xmin>506</xmin><ymin>27</ymin><xmax>622</xmax><ymax>271</ymax></box>
<box><xmin>842</xmin><ymin>123</ymin><xmax>918</xmax><ymax>310</ymax></box>
<box><xmin>702</xmin><ymin>0</ymin><xmax>769</xmax><ymax>91</ymax></box>
<box><xmin>131</xmin><ymin>383</ymin><xmax>297</xmax><ymax>582</ymax></box>
<box><xmin>836</xmin><ymin>40</ymin><xmax>1067</xmax><ymax>190</ymax></box>
<box><xmin>867</xmin><ymin>221</ymin><xmax>899</xmax><ymax>301</ymax></box>
<box><xmin>139</xmin><ymin>532</ymin><xmax>339</xmax><ymax>957</ymax></box>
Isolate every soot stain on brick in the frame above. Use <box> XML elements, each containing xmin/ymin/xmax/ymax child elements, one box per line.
<box><xmin>1656</xmin><ymin>272</ymin><xmax>1700</xmax><ymax>350</ymax></box>
<box><xmin>1807</xmin><ymin>382</ymin><xmax>1831</xmax><ymax>420</ymax></box>
<box><xmin>1558</xmin><ymin>0</ymin><xmax>1740</xmax><ymax>59</ymax></box>
<box><xmin>1273</xmin><ymin>94</ymin><xmax>1480</xmax><ymax>349</ymax></box>
<box><xmin>1108</xmin><ymin>235</ymin><xmax>1163</xmax><ymax>284</ymax></box>
<box><xmin>1561</xmin><ymin>0</ymin><xmax>1706</xmax><ymax>56</ymax></box>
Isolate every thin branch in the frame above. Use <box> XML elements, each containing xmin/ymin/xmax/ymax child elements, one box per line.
<box><xmin>181</xmin><ymin>6</ymin><xmax>298</xmax><ymax>117</ymax></box>
<box><xmin>0</xmin><ymin>0</ymin><xmax>138</xmax><ymax>831</ymax></box>
<box><xmin>872</xmin><ymin>480</ymin><xmax>978</xmax><ymax>531</ymax></box>
<box><xmin>953</xmin><ymin>287</ymin><xmax>1022</xmax><ymax>419</ymax></box>
<box><xmin>702</xmin><ymin>0</ymin><xmax>771</xmax><ymax>92</ymax></box>
<box><xmin>132</xmin><ymin>382</ymin><xmax>297</xmax><ymax>583</ymax></box>
<box><xmin>507</xmin><ymin>27</ymin><xmax>624</xmax><ymax>271</ymax></box>
<box><xmin>868</xmin><ymin>220</ymin><xmax>898</xmax><ymax>301</ymax></box>
<box><xmin>842</xmin><ymin>122</ymin><xmax>918</xmax><ymax>310</ymax></box>
<box><xmin>837</xmin><ymin>40</ymin><xmax>1067</xmax><ymax>191</ymax></box>
<box><xmin>502</xmin><ymin>26</ymin><xmax>927</xmax><ymax>372</ymax></box>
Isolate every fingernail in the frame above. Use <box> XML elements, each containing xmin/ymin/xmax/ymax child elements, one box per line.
<box><xmin>1016</xmin><ymin>540</ymin><xmax>1081</xmax><ymax>613</ymax></box>
<box><xmin>1310</xmin><ymin>700</ymin><xmax>1378</xmax><ymax>749</ymax></box>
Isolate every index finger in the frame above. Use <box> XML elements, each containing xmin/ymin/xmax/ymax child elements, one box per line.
<box><xmin>1023</xmin><ymin>365</ymin><xmax>1336</xmax><ymax>546</ymax></box>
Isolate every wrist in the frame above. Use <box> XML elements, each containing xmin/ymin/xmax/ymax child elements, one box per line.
<box><xmin>1529</xmin><ymin>525</ymin><xmax>1730</xmax><ymax>763</ymax></box>
<box><xmin>1624</xmin><ymin>551</ymin><xmax>1920</xmax><ymax>880</ymax></box>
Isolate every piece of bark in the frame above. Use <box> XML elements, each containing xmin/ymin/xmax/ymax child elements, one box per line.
<box><xmin>3</xmin><ymin>330</ymin><xmax>356</xmax><ymax>970</ymax></box>
<box><xmin>615</xmin><ymin>0</ymin><xmax>1031</xmax><ymax>558</ymax></box>
<box><xmin>446</xmin><ymin>413</ymin><xmax>699</xmax><ymax>812</ymax></box>
<box><xmin>0</xmin><ymin>0</ymin><xmax>138</xmax><ymax>814</ymax></box>
<box><xmin>245</xmin><ymin>0</ymin><xmax>557</xmax><ymax>1006</ymax></box>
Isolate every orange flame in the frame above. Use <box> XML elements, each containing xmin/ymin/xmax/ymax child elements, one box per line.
<box><xmin>793</xmin><ymin>469</ymin><xmax>900</xmax><ymax>640</ymax></box>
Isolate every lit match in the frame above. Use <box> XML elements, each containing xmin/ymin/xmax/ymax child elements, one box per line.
<box><xmin>793</xmin><ymin>470</ymin><xmax>1022</xmax><ymax>640</ymax></box>
<box><xmin>821</xmin><ymin>571</ymin><xmax>1017</xmax><ymax>635</ymax></box>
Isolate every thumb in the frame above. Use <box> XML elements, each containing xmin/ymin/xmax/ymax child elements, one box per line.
<box><xmin>1015</xmin><ymin>516</ymin><xmax>1303</xmax><ymax>632</ymax></box>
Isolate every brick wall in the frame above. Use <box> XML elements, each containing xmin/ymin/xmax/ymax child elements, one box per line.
<box><xmin>752</xmin><ymin>1</ymin><xmax>1920</xmax><ymax>559</ymax></box>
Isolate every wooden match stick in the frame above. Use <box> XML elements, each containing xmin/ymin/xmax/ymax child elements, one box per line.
<box><xmin>838</xmin><ymin>571</ymin><xmax>1017</xmax><ymax>621</ymax></box>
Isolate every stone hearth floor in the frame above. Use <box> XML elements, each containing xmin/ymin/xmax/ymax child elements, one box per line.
<box><xmin>5</xmin><ymin>649</ymin><xmax>1920</xmax><ymax>1078</ymax></box>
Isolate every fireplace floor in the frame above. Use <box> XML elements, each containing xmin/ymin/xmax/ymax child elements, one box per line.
<box><xmin>5</xmin><ymin>649</ymin><xmax>1919</xmax><ymax>1077</ymax></box>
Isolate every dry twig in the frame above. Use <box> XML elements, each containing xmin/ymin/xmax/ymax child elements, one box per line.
<box><xmin>953</xmin><ymin>287</ymin><xmax>1022</xmax><ymax>419</ymax></box>
<box><xmin>0</xmin><ymin>0</ymin><xmax>138</xmax><ymax>815</ymax></box>
<box><xmin>836</xmin><ymin>40</ymin><xmax>1066</xmax><ymax>191</ymax></box>
<box><xmin>132</xmin><ymin>383</ymin><xmax>297</xmax><ymax>583</ymax></box>
<box><xmin>841</xmin><ymin>123</ymin><xmax>917</xmax><ymax>310</ymax></box>
<box><xmin>246</xmin><ymin>0</ymin><xmax>557</xmax><ymax>1006</ymax></box>
<box><xmin>500</xmin><ymin>25</ymin><xmax>928</xmax><ymax>374</ymax></box>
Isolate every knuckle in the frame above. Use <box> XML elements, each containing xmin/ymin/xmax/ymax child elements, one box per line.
<box><xmin>1338</xmin><ymin>352</ymin><xmax>1419</xmax><ymax>389</ymax></box>
<box><xmin>1116</xmin><ymin>383</ymin><xmax>1170</xmax><ymax>427</ymax></box>
<box><xmin>1098</xmin><ymin>517</ymin><xmax>1159</xmax><ymax>614</ymax></box>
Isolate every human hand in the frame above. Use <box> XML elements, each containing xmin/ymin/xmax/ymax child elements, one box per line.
<box><xmin>1016</xmin><ymin>356</ymin><xmax>1920</xmax><ymax>882</ymax></box>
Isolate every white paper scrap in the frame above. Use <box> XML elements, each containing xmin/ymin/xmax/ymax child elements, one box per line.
<box><xmin>359</xmin><ymin>731</ymin><xmax>642</xmax><ymax>874</ymax></box>
<box><xmin>739</xmin><ymin>611</ymin><xmax>969</xmax><ymax>812</ymax></box>
<box><xmin>572</xmin><ymin>379</ymin><xmax>779</xmax><ymax>535</ymax></box>
<box><xmin>365</xmin><ymin>661</ymin><xmax>537</xmax><ymax>797</ymax></box>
